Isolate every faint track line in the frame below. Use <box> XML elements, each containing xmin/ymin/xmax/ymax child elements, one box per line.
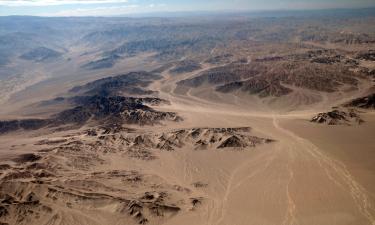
<box><xmin>273</xmin><ymin>115</ymin><xmax>375</xmax><ymax>225</ymax></box>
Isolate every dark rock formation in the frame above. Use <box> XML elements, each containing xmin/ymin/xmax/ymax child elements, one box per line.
<box><xmin>170</xmin><ymin>60</ymin><xmax>202</xmax><ymax>74</ymax></box>
<box><xmin>356</xmin><ymin>50</ymin><xmax>375</xmax><ymax>61</ymax></box>
<box><xmin>0</xmin><ymin>119</ymin><xmax>49</xmax><ymax>134</ymax></box>
<box><xmin>311</xmin><ymin>109</ymin><xmax>363</xmax><ymax>125</ymax></box>
<box><xmin>0</xmin><ymin>96</ymin><xmax>180</xmax><ymax>134</ymax></box>
<box><xmin>310</xmin><ymin>55</ymin><xmax>342</xmax><ymax>64</ymax></box>
<box><xmin>91</xmin><ymin>127</ymin><xmax>272</xmax><ymax>157</ymax></box>
<box><xmin>177</xmin><ymin>63</ymin><xmax>266</xmax><ymax>88</ymax></box>
<box><xmin>254</xmin><ymin>56</ymin><xmax>284</xmax><ymax>62</ymax></box>
<box><xmin>217</xmin><ymin>136</ymin><xmax>246</xmax><ymax>148</ymax></box>
<box><xmin>55</xmin><ymin>95</ymin><xmax>180</xmax><ymax>126</ymax></box>
<box><xmin>69</xmin><ymin>71</ymin><xmax>161</xmax><ymax>96</ymax></box>
<box><xmin>0</xmin><ymin>69</ymin><xmax>181</xmax><ymax>135</ymax></box>
<box><xmin>20</xmin><ymin>47</ymin><xmax>61</xmax><ymax>62</ymax></box>
<box><xmin>12</xmin><ymin>153</ymin><xmax>42</xmax><ymax>164</ymax></box>
<box><xmin>178</xmin><ymin>61</ymin><xmax>359</xmax><ymax>97</ymax></box>
<box><xmin>217</xmin><ymin>78</ymin><xmax>292</xmax><ymax>97</ymax></box>
<box><xmin>82</xmin><ymin>54</ymin><xmax>121</xmax><ymax>70</ymax></box>
<box><xmin>204</xmin><ymin>54</ymin><xmax>233</xmax><ymax>65</ymax></box>
<box><xmin>344</xmin><ymin>93</ymin><xmax>375</xmax><ymax>109</ymax></box>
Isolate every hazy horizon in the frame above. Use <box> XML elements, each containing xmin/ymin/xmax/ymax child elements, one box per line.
<box><xmin>1</xmin><ymin>0</ymin><xmax>375</xmax><ymax>17</ymax></box>
<box><xmin>0</xmin><ymin>2</ymin><xmax>375</xmax><ymax>225</ymax></box>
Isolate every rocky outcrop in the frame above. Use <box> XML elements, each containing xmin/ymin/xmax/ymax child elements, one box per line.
<box><xmin>177</xmin><ymin>63</ymin><xmax>265</xmax><ymax>88</ymax></box>
<box><xmin>69</xmin><ymin>71</ymin><xmax>161</xmax><ymax>96</ymax></box>
<box><xmin>356</xmin><ymin>50</ymin><xmax>375</xmax><ymax>61</ymax></box>
<box><xmin>58</xmin><ymin>95</ymin><xmax>180</xmax><ymax>126</ymax></box>
<box><xmin>0</xmin><ymin>96</ymin><xmax>180</xmax><ymax>134</ymax></box>
<box><xmin>0</xmin><ymin>178</ymin><xmax>184</xmax><ymax>225</ymax></box>
<box><xmin>216</xmin><ymin>78</ymin><xmax>292</xmax><ymax>97</ymax></box>
<box><xmin>310</xmin><ymin>55</ymin><xmax>342</xmax><ymax>64</ymax></box>
<box><xmin>217</xmin><ymin>136</ymin><xmax>246</xmax><ymax>148</ymax></box>
<box><xmin>311</xmin><ymin>108</ymin><xmax>363</xmax><ymax>125</ymax></box>
<box><xmin>0</xmin><ymin>122</ymin><xmax>273</xmax><ymax>224</ymax></box>
<box><xmin>85</xmin><ymin>127</ymin><xmax>273</xmax><ymax>157</ymax></box>
<box><xmin>344</xmin><ymin>93</ymin><xmax>375</xmax><ymax>109</ymax></box>
<box><xmin>311</xmin><ymin>93</ymin><xmax>375</xmax><ymax>126</ymax></box>
<box><xmin>0</xmin><ymin>69</ymin><xmax>184</xmax><ymax>135</ymax></box>
<box><xmin>178</xmin><ymin>61</ymin><xmax>360</xmax><ymax>97</ymax></box>
<box><xmin>12</xmin><ymin>153</ymin><xmax>42</xmax><ymax>163</ymax></box>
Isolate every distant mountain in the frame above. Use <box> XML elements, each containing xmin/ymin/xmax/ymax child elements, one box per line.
<box><xmin>82</xmin><ymin>54</ymin><xmax>121</xmax><ymax>70</ymax></box>
<box><xmin>170</xmin><ymin>60</ymin><xmax>202</xmax><ymax>74</ymax></box>
<box><xmin>53</xmin><ymin>95</ymin><xmax>180</xmax><ymax>126</ymax></box>
<box><xmin>178</xmin><ymin>54</ymin><xmax>361</xmax><ymax>98</ymax></box>
<box><xmin>70</xmin><ymin>71</ymin><xmax>161</xmax><ymax>96</ymax></box>
<box><xmin>0</xmin><ymin>53</ymin><xmax>10</xmax><ymax>66</ymax></box>
<box><xmin>0</xmin><ymin>71</ymin><xmax>178</xmax><ymax>134</ymax></box>
<box><xmin>0</xmin><ymin>95</ymin><xmax>180</xmax><ymax>134</ymax></box>
<box><xmin>0</xmin><ymin>32</ymin><xmax>45</xmax><ymax>66</ymax></box>
<box><xmin>20</xmin><ymin>47</ymin><xmax>62</xmax><ymax>62</ymax></box>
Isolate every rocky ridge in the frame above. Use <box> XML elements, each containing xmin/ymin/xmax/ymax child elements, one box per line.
<box><xmin>311</xmin><ymin>108</ymin><xmax>364</xmax><ymax>125</ymax></box>
<box><xmin>311</xmin><ymin>93</ymin><xmax>375</xmax><ymax>125</ymax></box>
<box><xmin>344</xmin><ymin>93</ymin><xmax>375</xmax><ymax>109</ymax></box>
<box><xmin>177</xmin><ymin>59</ymin><xmax>362</xmax><ymax>98</ymax></box>
<box><xmin>0</xmin><ymin>125</ymin><xmax>273</xmax><ymax>225</ymax></box>
<box><xmin>0</xmin><ymin>96</ymin><xmax>180</xmax><ymax>134</ymax></box>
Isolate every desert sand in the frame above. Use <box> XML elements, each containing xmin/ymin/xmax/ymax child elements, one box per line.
<box><xmin>0</xmin><ymin>66</ymin><xmax>374</xmax><ymax>225</ymax></box>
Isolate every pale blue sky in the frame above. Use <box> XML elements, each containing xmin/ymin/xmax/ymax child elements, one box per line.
<box><xmin>0</xmin><ymin>0</ymin><xmax>374</xmax><ymax>16</ymax></box>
